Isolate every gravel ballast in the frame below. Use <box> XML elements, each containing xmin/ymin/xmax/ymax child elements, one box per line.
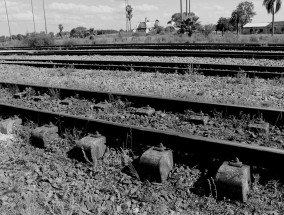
<box><xmin>2</xmin><ymin>54</ymin><xmax>284</xmax><ymax>67</ymax></box>
<box><xmin>0</xmin><ymin>64</ymin><xmax>283</xmax><ymax>109</ymax></box>
<box><xmin>0</xmin><ymin>86</ymin><xmax>283</xmax><ymax>150</ymax></box>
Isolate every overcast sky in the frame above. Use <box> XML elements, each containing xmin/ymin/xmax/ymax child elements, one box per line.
<box><xmin>0</xmin><ymin>0</ymin><xmax>283</xmax><ymax>36</ymax></box>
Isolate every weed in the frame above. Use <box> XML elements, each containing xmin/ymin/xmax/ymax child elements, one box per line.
<box><xmin>48</xmin><ymin>88</ymin><xmax>60</xmax><ymax>99</ymax></box>
<box><xmin>182</xmin><ymin>64</ymin><xmax>200</xmax><ymax>82</ymax></box>
<box><xmin>25</xmin><ymin>87</ymin><xmax>37</xmax><ymax>97</ymax></box>
<box><xmin>6</xmin><ymin>84</ymin><xmax>19</xmax><ymax>96</ymax></box>
<box><xmin>207</xmin><ymin>177</ymin><xmax>217</xmax><ymax>199</ymax></box>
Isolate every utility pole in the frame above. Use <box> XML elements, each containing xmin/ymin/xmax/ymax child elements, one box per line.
<box><xmin>180</xmin><ymin>0</ymin><xmax>183</xmax><ymax>21</ymax></box>
<box><xmin>31</xmin><ymin>0</ymin><xmax>36</xmax><ymax>33</ymax></box>
<box><xmin>3</xmin><ymin>0</ymin><xmax>12</xmax><ymax>40</ymax></box>
<box><xmin>43</xmin><ymin>0</ymin><xmax>47</xmax><ymax>34</ymax></box>
<box><xmin>188</xmin><ymin>0</ymin><xmax>190</xmax><ymax>15</ymax></box>
<box><xmin>186</xmin><ymin>0</ymin><xmax>188</xmax><ymax>17</ymax></box>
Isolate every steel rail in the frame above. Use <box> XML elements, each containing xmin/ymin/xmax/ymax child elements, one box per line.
<box><xmin>1</xmin><ymin>82</ymin><xmax>284</xmax><ymax>126</ymax></box>
<box><xmin>2</xmin><ymin>58</ymin><xmax>284</xmax><ymax>72</ymax></box>
<box><xmin>1</xmin><ymin>50</ymin><xmax>284</xmax><ymax>59</ymax></box>
<box><xmin>1</xmin><ymin>45</ymin><xmax>284</xmax><ymax>51</ymax></box>
<box><xmin>1</xmin><ymin>59</ymin><xmax>284</xmax><ymax>78</ymax></box>
<box><xmin>0</xmin><ymin>101</ymin><xmax>284</xmax><ymax>169</ymax></box>
<box><xmin>1</xmin><ymin>42</ymin><xmax>284</xmax><ymax>50</ymax></box>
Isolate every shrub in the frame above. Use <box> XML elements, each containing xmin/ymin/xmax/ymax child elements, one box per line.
<box><xmin>132</xmin><ymin>32</ymin><xmax>145</xmax><ymax>37</ymax></box>
<box><xmin>165</xmin><ymin>26</ymin><xmax>175</xmax><ymax>33</ymax></box>
<box><xmin>249</xmin><ymin>35</ymin><xmax>259</xmax><ymax>43</ymax></box>
<box><xmin>23</xmin><ymin>33</ymin><xmax>54</xmax><ymax>47</ymax></box>
<box><xmin>156</xmin><ymin>26</ymin><xmax>165</xmax><ymax>34</ymax></box>
<box><xmin>61</xmin><ymin>38</ymin><xmax>80</xmax><ymax>47</ymax></box>
<box><xmin>144</xmin><ymin>36</ymin><xmax>152</xmax><ymax>43</ymax></box>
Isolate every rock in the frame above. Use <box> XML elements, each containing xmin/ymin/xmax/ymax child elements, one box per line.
<box><xmin>135</xmin><ymin>107</ymin><xmax>155</xmax><ymax>116</ymax></box>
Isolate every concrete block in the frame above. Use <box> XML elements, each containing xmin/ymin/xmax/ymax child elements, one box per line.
<box><xmin>13</xmin><ymin>92</ymin><xmax>26</xmax><ymax>99</ymax></box>
<box><xmin>187</xmin><ymin>114</ymin><xmax>209</xmax><ymax>125</ymax></box>
<box><xmin>0</xmin><ymin>118</ymin><xmax>22</xmax><ymax>134</ymax></box>
<box><xmin>31</xmin><ymin>125</ymin><xmax>59</xmax><ymax>148</ymax></box>
<box><xmin>139</xmin><ymin>147</ymin><xmax>173</xmax><ymax>183</ymax></box>
<box><xmin>215</xmin><ymin>161</ymin><xmax>250</xmax><ymax>202</ymax></box>
<box><xmin>248</xmin><ymin>122</ymin><xmax>269</xmax><ymax>135</ymax></box>
<box><xmin>74</xmin><ymin>134</ymin><xmax>106</xmax><ymax>163</ymax></box>
<box><xmin>135</xmin><ymin>107</ymin><xmax>155</xmax><ymax>116</ymax></box>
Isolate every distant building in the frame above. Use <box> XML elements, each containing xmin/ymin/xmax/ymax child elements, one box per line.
<box><xmin>243</xmin><ymin>21</ymin><xmax>284</xmax><ymax>34</ymax></box>
<box><xmin>133</xmin><ymin>18</ymin><xmax>156</xmax><ymax>33</ymax></box>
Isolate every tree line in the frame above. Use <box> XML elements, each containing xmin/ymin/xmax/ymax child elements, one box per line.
<box><xmin>216</xmin><ymin>0</ymin><xmax>282</xmax><ymax>36</ymax></box>
<box><xmin>0</xmin><ymin>26</ymin><xmax>119</xmax><ymax>42</ymax></box>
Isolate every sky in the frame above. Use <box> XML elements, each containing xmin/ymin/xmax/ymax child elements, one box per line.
<box><xmin>0</xmin><ymin>0</ymin><xmax>284</xmax><ymax>36</ymax></box>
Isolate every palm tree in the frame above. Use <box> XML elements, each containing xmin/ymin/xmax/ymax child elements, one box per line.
<box><xmin>126</xmin><ymin>4</ymin><xmax>133</xmax><ymax>31</ymax></box>
<box><xmin>125</xmin><ymin>0</ymin><xmax>128</xmax><ymax>31</ymax></box>
<box><xmin>3</xmin><ymin>0</ymin><xmax>12</xmax><ymax>40</ymax></box>
<box><xmin>31</xmin><ymin>0</ymin><xmax>36</xmax><ymax>33</ymax></box>
<box><xmin>263</xmin><ymin>0</ymin><xmax>282</xmax><ymax>36</ymax></box>
<box><xmin>58</xmin><ymin>24</ymin><xmax>63</xmax><ymax>38</ymax></box>
<box><xmin>43</xmin><ymin>0</ymin><xmax>47</xmax><ymax>34</ymax></box>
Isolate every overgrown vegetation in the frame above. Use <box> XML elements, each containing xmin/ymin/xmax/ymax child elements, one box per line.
<box><xmin>23</xmin><ymin>33</ymin><xmax>54</xmax><ymax>47</ymax></box>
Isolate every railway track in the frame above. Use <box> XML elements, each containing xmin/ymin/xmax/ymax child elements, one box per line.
<box><xmin>2</xmin><ymin>82</ymin><xmax>284</xmax><ymax>202</ymax></box>
<box><xmin>1</xmin><ymin>82</ymin><xmax>283</xmax><ymax>125</ymax></box>
<box><xmin>2</xmin><ymin>101</ymin><xmax>284</xmax><ymax>169</ymax></box>
<box><xmin>0</xmin><ymin>83</ymin><xmax>284</xmax><ymax>172</ymax></box>
<box><xmin>1</xmin><ymin>49</ymin><xmax>284</xmax><ymax>59</ymax></box>
<box><xmin>2</xmin><ymin>43</ymin><xmax>284</xmax><ymax>51</ymax></box>
<box><xmin>1</xmin><ymin>58</ymin><xmax>284</xmax><ymax>78</ymax></box>
<box><xmin>0</xmin><ymin>82</ymin><xmax>284</xmax><ymax>165</ymax></box>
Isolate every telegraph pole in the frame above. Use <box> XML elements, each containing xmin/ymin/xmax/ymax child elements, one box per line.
<box><xmin>180</xmin><ymin>0</ymin><xmax>183</xmax><ymax>21</ymax></box>
<box><xmin>43</xmin><ymin>0</ymin><xmax>48</xmax><ymax>34</ymax></box>
<box><xmin>3</xmin><ymin>0</ymin><xmax>12</xmax><ymax>40</ymax></box>
<box><xmin>186</xmin><ymin>0</ymin><xmax>188</xmax><ymax>17</ymax></box>
<box><xmin>188</xmin><ymin>0</ymin><xmax>190</xmax><ymax>15</ymax></box>
<box><xmin>31</xmin><ymin>0</ymin><xmax>36</xmax><ymax>33</ymax></box>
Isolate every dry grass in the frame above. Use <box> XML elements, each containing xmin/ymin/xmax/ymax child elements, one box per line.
<box><xmin>3</xmin><ymin>32</ymin><xmax>284</xmax><ymax>48</ymax></box>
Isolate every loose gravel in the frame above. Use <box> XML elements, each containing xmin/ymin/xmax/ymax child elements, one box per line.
<box><xmin>0</xmin><ymin>64</ymin><xmax>284</xmax><ymax>109</ymax></box>
<box><xmin>1</xmin><ymin>54</ymin><xmax>284</xmax><ymax>67</ymax></box>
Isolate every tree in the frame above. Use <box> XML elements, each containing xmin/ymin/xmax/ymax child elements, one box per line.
<box><xmin>177</xmin><ymin>14</ymin><xmax>200</xmax><ymax>37</ymax></box>
<box><xmin>216</xmin><ymin>17</ymin><xmax>232</xmax><ymax>36</ymax></box>
<box><xmin>171</xmin><ymin>12</ymin><xmax>200</xmax><ymax>28</ymax></box>
<box><xmin>263</xmin><ymin>0</ymin><xmax>282</xmax><ymax>36</ymax></box>
<box><xmin>126</xmin><ymin>4</ymin><xmax>133</xmax><ymax>31</ymax></box>
<box><xmin>58</xmin><ymin>24</ymin><xmax>63</xmax><ymax>38</ymax></box>
<box><xmin>237</xmin><ymin>1</ymin><xmax>256</xmax><ymax>27</ymax></box>
<box><xmin>230</xmin><ymin>1</ymin><xmax>256</xmax><ymax>36</ymax></box>
<box><xmin>203</xmin><ymin>24</ymin><xmax>216</xmax><ymax>37</ymax></box>
<box><xmin>70</xmin><ymin>26</ymin><xmax>88</xmax><ymax>38</ymax></box>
